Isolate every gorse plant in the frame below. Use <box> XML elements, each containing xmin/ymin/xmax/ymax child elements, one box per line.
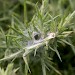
<box><xmin>0</xmin><ymin>0</ymin><xmax>75</xmax><ymax>75</ymax></box>
<box><xmin>0</xmin><ymin>63</ymin><xmax>18</xmax><ymax>75</ymax></box>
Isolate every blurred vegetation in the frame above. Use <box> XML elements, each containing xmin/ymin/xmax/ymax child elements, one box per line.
<box><xmin>0</xmin><ymin>0</ymin><xmax>75</xmax><ymax>75</ymax></box>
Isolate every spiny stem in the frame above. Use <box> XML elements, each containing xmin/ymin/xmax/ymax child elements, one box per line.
<box><xmin>24</xmin><ymin>0</ymin><xmax>28</xmax><ymax>27</ymax></box>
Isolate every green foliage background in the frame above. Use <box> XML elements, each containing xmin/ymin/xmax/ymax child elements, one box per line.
<box><xmin>0</xmin><ymin>0</ymin><xmax>75</xmax><ymax>75</ymax></box>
